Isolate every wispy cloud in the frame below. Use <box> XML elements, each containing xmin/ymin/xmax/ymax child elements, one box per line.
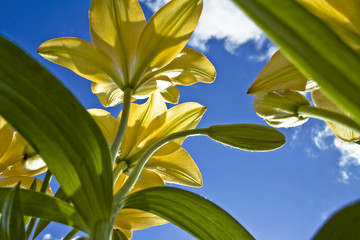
<box><xmin>140</xmin><ymin>0</ymin><xmax>267</xmax><ymax>55</ymax></box>
<box><xmin>312</xmin><ymin>125</ymin><xmax>360</xmax><ymax>182</ymax></box>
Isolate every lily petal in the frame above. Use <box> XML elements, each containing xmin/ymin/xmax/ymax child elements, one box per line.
<box><xmin>115</xmin><ymin>209</ymin><xmax>167</xmax><ymax>231</ymax></box>
<box><xmin>0</xmin><ymin>132</ymin><xmax>26</xmax><ymax>172</ymax></box>
<box><xmin>0</xmin><ymin>116</ymin><xmax>13</xmax><ymax>157</ymax></box>
<box><xmin>91</xmin><ymin>82</ymin><xmax>125</xmax><ymax>107</ymax></box>
<box><xmin>38</xmin><ymin>37</ymin><xmax>117</xmax><ymax>84</ymax></box>
<box><xmin>312</xmin><ymin>89</ymin><xmax>360</xmax><ymax>142</ymax></box>
<box><xmin>88</xmin><ymin>109</ymin><xmax>120</xmax><ymax>146</ymax></box>
<box><xmin>139</xmin><ymin>102</ymin><xmax>206</xmax><ymax>149</ymax></box>
<box><xmin>120</xmin><ymin>92</ymin><xmax>167</xmax><ymax>158</ymax></box>
<box><xmin>151</xmin><ymin>48</ymin><xmax>216</xmax><ymax>86</ymax></box>
<box><xmin>90</xmin><ymin>0</ymin><xmax>146</xmax><ymax>83</ymax></box>
<box><xmin>147</xmin><ymin>148</ymin><xmax>202</xmax><ymax>187</ymax></box>
<box><xmin>247</xmin><ymin>50</ymin><xmax>316</xmax><ymax>94</ymax></box>
<box><xmin>0</xmin><ymin>176</ymin><xmax>52</xmax><ymax>195</ymax></box>
<box><xmin>133</xmin><ymin>0</ymin><xmax>203</xmax><ymax>85</ymax></box>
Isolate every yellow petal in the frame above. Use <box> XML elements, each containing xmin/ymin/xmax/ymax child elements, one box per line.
<box><xmin>147</xmin><ymin>148</ymin><xmax>202</xmax><ymax>187</ymax></box>
<box><xmin>139</xmin><ymin>102</ymin><xmax>206</xmax><ymax>150</ymax></box>
<box><xmin>90</xmin><ymin>0</ymin><xmax>146</xmax><ymax>83</ymax></box>
<box><xmin>0</xmin><ymin>116</ymin><xmax>13</xmax><ymax>157</ymax></box>
<box><xmin>115</xmin><ymin>209</ymin><xmax>167</xmax><ymax>231</ymax></box>
<box><xmin>298</xmin><ymin>0</ymin><xmax>360</xmax><ymax>53</ymax></box>
<box><xmin>38</xmin><ymin>38</ymin><xmax>117</xmax><ymax>84</ymax></box>
<box><xmin>248</xmin><ymin>50</ymin><xmax>316</xmax><ymax>94</ymax></box>
<box><xmin>91</xmin><ymin>82</ymin><xmax>125</xmax><ymax>107</ymax></box>
<box><xmin>157</xmin><ymin>81</ymin><xmax>180</xmax><ymax>104</ymax></box>
<box><xmin>151</xmin><ymin>47</ymin><xmax>216</xmax><ymax>86</ymax></box>
<box><xmin>88</xmin><ymin>109</ymin><xmax>119</xmax><ymax>145</ymax></box>
<box><xmin>0</xmin><ymin>132</ymin><xmax>26</xmax><ymax>172</ymax></box>
<box><xmin>312</xmin><ymin>89</ymin><xmax>360</xmax><ymax>142</ymax></box>
<box><xmin>120</xmin><ymin>92</ymin><xmax>167</xmax><ymax>158</ymax></box>
<box><xmin>132</xmin><ymin>0</ymin><xmax>203</xmax><ymax>85</ymax></box>
<box><xmin>0</xmin><ymin>176</ymin><xmax>52</xmax><ymax>195</ymax></box>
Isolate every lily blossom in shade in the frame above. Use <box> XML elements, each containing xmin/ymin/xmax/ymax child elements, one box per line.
<box><xmin>89</xmin><ymin>92</ymin><xmax>206</xmax><ymax>187</ymax></box>
<box><xmin>0</xmin><ymin>116</ymin><xmax>47</xmax><ymax>178</ymax></box>
<box><xmin>38</xmin><ymin>0</ymin><xmax>216</xmax><ymax>107</ymax></box>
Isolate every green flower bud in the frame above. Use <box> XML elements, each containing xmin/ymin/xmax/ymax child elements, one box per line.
<box><xmin>253</xmin><ymin>90</ymin><xmax>311</xmax><ymax>128</ymax></box>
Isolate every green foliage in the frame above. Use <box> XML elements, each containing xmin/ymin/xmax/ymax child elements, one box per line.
<box><xmin>0</xmin><ymin>185</ymin><xmax>26</xmax><ymax>240</ymax></box>
<box><xmin>123</xmin><ymin>187</ymin><xmax>254</xmax><ymax>240</ymax></box>
<box><xmin>313</xmin><ymin>200</ymin><xmax>360</xmax><ymax>239</ymax></box>
<box><xmin>0</xmin><ymin>35</ymin><xmax>113</xmax><ymax>228</ymax></box>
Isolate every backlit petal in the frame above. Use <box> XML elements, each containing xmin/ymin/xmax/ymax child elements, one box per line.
<box><xmin>133</xmin><ymin>0</ymin><xmax>203</xmax><ymax>85</ymax></box>
<box><xmin>115</xmin><ymin>209</ymin><xmax>167</xmax><ymax>231</ymax></box>
<box><xmin>151</xmin><ymin>48</ymin><xmax>216</xmax><ymax>86</ymax></box>
<box><xmin>90</xmin><ymin>0</ymin><xmax>146</xmax><ymax>82</ymax></box>
<box><xmin>91</xmin><ymin>82</ymin><xmax>125</xmax><ymax>107</ymax></box>
<box><xmin>120</xmin><ymin>92</ymin><xmax>167</xmax><ymax>158</ymax></box>
<box><xmin>38</xmin><ymin>38</ymin><xmax>117</xmax><ymax>84</ymax></box>
<box><xmin>88</xmin><ymin>109</ymin><xmax>120</xmax><ymax>145</ymax></box>
<box><xmin>247</xmin><ymin>50</ymin><xmax>316</xmax><ymax>94</ymax></box>
<box><xmin>147</xmin><ymin>148</ymin><xmax>202</xmax><ymax>187</ymax></box>
<box><xmin>0</xmin><ymin>116</ymin><xmax>13</xmax><ymax>157</ymax></box>
<box><xmin>312</xmin><ymin>89</ymin><xmax>360</xmax><ymax>142</ymax></box>
<box><xmin>0</xmin><ymin>132</ymin><xmax>26</xmax><ymax>172</ymax></box>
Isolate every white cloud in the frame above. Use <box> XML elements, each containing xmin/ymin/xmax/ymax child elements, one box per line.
<box><xmin>249</xmin><ymin>44</ymin><xmax>278</xmax><ymax>62</ymax></box>
<box><xmin>312</xmin><ymin>126</ymin><xmax>333</xmax><ymax>150</ymax></box>
<box><xmin>312</xmin><ymin>125</ymin><xmax>360</xmax><ymax>183</ymax></box>
<box><xmin>43</xmin><ymin>234</ymin><xmax>53</xmax><ymax>240</ymax></box>
<box><xmin>140</xmin><ymin>0</ymin><xmax>265</xmax><ymax>54</ymax></box>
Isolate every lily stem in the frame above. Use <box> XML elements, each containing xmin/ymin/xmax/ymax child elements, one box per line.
<box><xmin>113</xmin><ymin>161</ymin><xmax>128</xmax><ymax>186</ymax></box>
<box><xmin>110</xmin><ymin>88</ymin><xmax>133</xmax><ymax>165</ymax></box>
<box><xmin>298</xmin><ymin>105</ymin><xmax>360</xmax><ymax>136</ymax></box>
<box><xmin>113</xmin><ymin>128</ymin><xmax>208</xmax><ymax>213</ymax></box>
<box><xmin>26</xmin><ymin>170</ymin><xmax>52</xmax><ymax>239</ymax></box>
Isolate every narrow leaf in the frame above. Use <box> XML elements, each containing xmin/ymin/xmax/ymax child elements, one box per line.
<box><xmin>232</xmin><ymin>0</ymin><xmax>360</xmax><ymax>124</ymax></box>
<box><xmin>0</xmin><ymin>188</ymin><xmax>86</xmax><ymax>232</ymax></box>
<box><xmin>313</xmin><ymin>200</ymin><xmax>360</xmax><ymax>239</ymax></box>
<box><xmin>123</xmin><ymin>187</ymin><xmax>254</xmax><ymax>240</ymax></box>
<box><xmin>207</xmin><ymin>124</ymin><xmax>286</xmax><ymax>151</ymax></box>
<box><xmin>0</xmin><ymin>35</ymin><xmax>113</xmax><ymax>226</ymax></box>
<box><xmin>1</xmin><ymin>185</ymin><xmax>26</xmax><ymax>240</ymax></box>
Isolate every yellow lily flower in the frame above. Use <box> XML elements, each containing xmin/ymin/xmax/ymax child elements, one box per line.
<box><xmin>0</xmin><ymin>116</ymin><xmax>47</xmax><ymax>178</ymax></box>
<box><xmin>89</xmin><ymin>92</ymin><xmax>205</xmax><ymax>187</ymax></box>
<box><xmin>248</xmin><ymin>0</ymin><xmax>360</xmax><ymax>141</ymax></box>
<box><xmin>38</xmin><ymin>0</ymin><xmax>216</xmax><ymax>107</ymax></box>
<box><xmin>112</xmin><ymin>172</ymin><xmax>167</xmax><ymax>239</ymax></box>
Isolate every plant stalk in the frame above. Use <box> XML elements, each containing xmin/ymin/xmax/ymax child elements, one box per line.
<box><xmin>110</xmin><ymin>88</ymin><xmax>133</xmax><ymax>165</ymax></box>
<box><xmin>298</xmin><ymin>105</ymin><xmax>360</xmax><ymax>135</ymax></box>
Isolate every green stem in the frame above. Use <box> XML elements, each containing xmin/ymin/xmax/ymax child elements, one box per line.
<box><xmin>113</xmin><ymin>128</ymin><xmax>208</xmax><ymax>213</ymax></box>
<box><xmin>26</xmin><ymin>170</ymin><xmax>52</xmax><ymax>239</ymax></box>
<box><xmin>113</xmin><ymin>161</ymin><xmax>128</xmax><ymax>185</ymax></box>
<box><xmin>63</xmin><ymin>229</ymin><xmax>80</xmax><ymax>240</ymax></box>
<box><xmin>298</xmin><ymin>105</ymin><xmax>360</xmax><ymax>135</ymax></box>
<box><xmin>110</xmin><ymin>88</ymin><xmax>133</xmax><ymax>165</ymax></box>
<box><xmin>89</xmin><ymin>221</ymin><xmax>112</xmax><ymax>240</ymax></box>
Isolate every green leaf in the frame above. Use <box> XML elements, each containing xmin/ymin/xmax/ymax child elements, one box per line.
<box><xmin>123</xmin><ymin>187</ymin><xmax>254</xmax><ymax>240</ymax></box>
<box><xmin>206</xmin><ymin>124</ymin><xmax>286</xmax><ymax>151</ymax></box>
<box><xmin>0</xmin><ymin>35</ymin><xmax>113</xmax><ymax>226</ymax></box>
<box><xmin>232</xmin><ymin>0</ymin><xmax>360</xmax><ymax>124</ymax></box>
<box><xmin>0</xmin><ymin>188</ymin><xmax>87</xmax><ymax>232</ymax></box>
<box><xmin>32</xmin><ymin>187</ymin><xmax>70</xmax><ymax>240</ymax></box>
<box><xmin>0</xmin><ymin>185</ymin><xmax>26</xmax><ymax>240</ymax></box>
<box><xmin>313</xmin><ymin>200</ymin><xmax>360</xmax><ymax>239</ymax></box>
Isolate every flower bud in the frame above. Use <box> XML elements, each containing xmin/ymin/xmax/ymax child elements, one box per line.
<box><xmin>253</xmin><ymin>90</ymin><xmax>311</xmax><ymax>128</ymax></box>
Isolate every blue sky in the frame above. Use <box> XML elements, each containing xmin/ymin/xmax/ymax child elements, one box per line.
<box><xmin>1</xmin><ymin>0</ymin><xmax>360</xmax><ymax>239</ymax></box>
